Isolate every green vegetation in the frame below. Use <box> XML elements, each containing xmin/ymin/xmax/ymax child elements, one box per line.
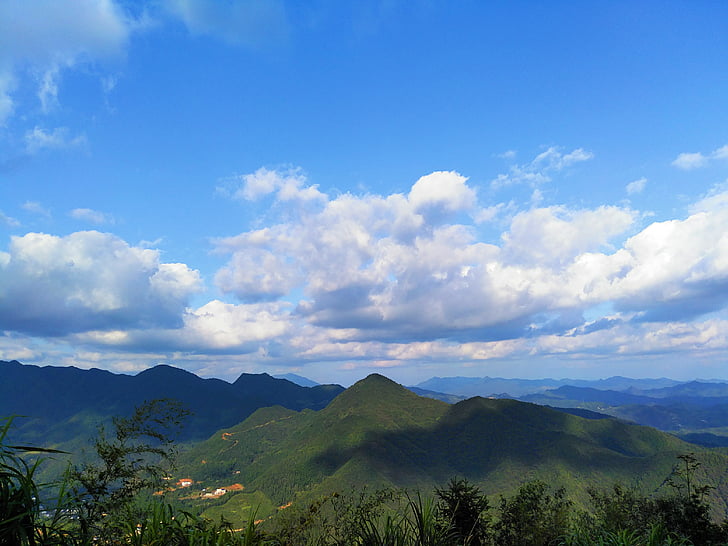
<box><xmin>258</xmin><ymin>475</ymin><xmax>728</xmax><ymax>545</ymax></box>
<box><xmin>1</xmin><ymin>404</ymin><xmax>273</xmax><ymax>545</ymax></box>
<box><xmin>174</xmin><ymin>374</ymin><xmax>728</xmax><ymax>520</ymax></box>
<box><xmin>0</xmin><ymin>416</ymin><xmax>74</xmax><ymax>545</ymax></box>
<box><xmin>68</xmin><ymin>399</ymin><xmax>188</xmax><ymax>543</ymax></box>
<box><xmin>3</xmin><ymin>374</ymin><xmax>728</xmax><ymax>544</ymax></box>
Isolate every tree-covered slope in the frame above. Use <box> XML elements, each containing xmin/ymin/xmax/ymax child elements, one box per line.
<box><xmin>174</xmin><ymin>374</ymin><xmax>728</xmax><ymax>519</ymax></box>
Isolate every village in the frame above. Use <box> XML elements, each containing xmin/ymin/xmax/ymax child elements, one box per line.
<box><xmin>156</xmin><ymin>477</ymin><xmax>245</xmax><ymax>500</ymax></box>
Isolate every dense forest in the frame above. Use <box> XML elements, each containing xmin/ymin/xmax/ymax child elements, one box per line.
<box><xmin>3</xmin><ymin>399</ymin><xmax>728</xmax><ymax>545</ymax></box>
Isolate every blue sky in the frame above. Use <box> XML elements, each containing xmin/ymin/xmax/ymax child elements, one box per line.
<box><xmin>1</xmin><ymin>0</ymin><xmax>728</xmax><ymax>385</ymax></box>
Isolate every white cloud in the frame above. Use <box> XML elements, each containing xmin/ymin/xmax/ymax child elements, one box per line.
<box><xmin>712</xmin><ymin>145</ymin><xmax>728</xmax><ymax>160</ymax></box>
<box><xmin>0</xmin><ymin>0</ymin><xmax>130</xmax><ymax>63</ymax></box>
<box><xmin>215</xmin><ymin>245</ymin><xmax>300</xmax><ymax>302</ymax></box>
<box><xmin>533</xmin><ymin>319</ymin><xmax>728</xmax><ymax>358</ymax></box>
<box><xmin>689</xmin><ymin>182</ymin><xmax>728</xmax><ymax>214</ymax></box>
<box><xmin>4</xmin><ymin>166</ymin><xmax>728</xmax><ymax>378</ymax></box>
<box><xmin>408</xmin><ymin>171</ymin><xmax>476</xmax><ymax>216</ymax></box>
<box><xmin>164</xmin><ymin>0</ymin><xmax>288</xmax><ymax>47</ymax></box>
<box><xmin>533</xmin><ymin>147</ymin><xmax>593</xmax><ymax>170</ymax></box>
<box><xmin>597</xmin><ymin>202</ymin><xmax>728</xmax><ymax>316</ymax></box>
<box><xmin>0</xmin><ymin>0</ymin><xmax>134</xmax><ymax>124</ymax></box>
<box><xmin>222</xmin><ymin>167</ymin><xmax>327</xmax><ymax>204</ymax></box>
<box><xmin>672</xmin><ymin>152</ymin><xmax>708</xmax><ymax>170</ymax></box>
<box><xmin>171</xmin><ymin>300</ymin><xmax>291</xmax><ymax>350</ymax></box>
<box><xmin>0</xmin><ymin>211</ymin><xmax>20</xmax><ymax>227</ymax></box>
<box><xmin>70</xmin><ymin>207</ymin><xmax>113</xmax><ymax>225</ymax></box>
<box><xmin>491</xmin><ymin>146</ymin><xmax>593</xmax><ymax>188</ymax></box>
<box><xmin>0</xmin><ymin>338</ymin><xmax>40</xmax><ymax>363</ymax></box>
<box><xmin>626</xmin><ymin>177</ymin><xmax>647</xmax><ymax>195</ymax></box>
<box><xmin>74</xmin><ymin>299</ymin><xmax>293</xmax><ymax>355</ymax></box>
<box><xmin>672</xmin><ymin>144</ymin><xmax>728</xmax><ymax>170</ymax></box>
<box><xmin>212</xmin><ymin>167</ymin><xmax>728</xmax><ymax>361</ymax></box>
<box><xmin>502</xmin><ymin>205</ymin><xmax>636</xmax><ymax>266</ymax></box>
<box><xmin>24</xmin><ymin>126</ymin><xmax>87</xmax><ymax>154</ymax></box>
<box><xmin>22</xmin><ymin>201</ymin><xmax>51</xmax><ymax>218</ymax></box>
<box><xmin>0</xmin><ymin>231</ymin><xmax>202</xmax><ymax>336</ymax></box>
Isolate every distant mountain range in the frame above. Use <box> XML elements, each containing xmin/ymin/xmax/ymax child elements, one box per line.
<box><xmin>518</xmin><ymin>382</ymin><xmax>728</xmax><ymax>445</ymax></box>
<box><xmin>412</xmin><ymin>375</ymin><xmax>686</xmax><ymax>398</ymax></box>
<box><xmin>410</xmin><ymin>374</ymin><xmax>728</xmax><ymax>447</ymax></box>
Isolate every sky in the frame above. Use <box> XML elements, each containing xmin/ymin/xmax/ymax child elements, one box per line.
<box><xmin>1</xmin><ymin>0</ymin><xmax>728</xmax><ymax>386</ymax></box>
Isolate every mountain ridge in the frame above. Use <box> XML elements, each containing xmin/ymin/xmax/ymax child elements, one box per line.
<box><xmin>174</xmin><ymin>373</ymin><xmax>728</xmax><ymax>524</ymax></box>
<box><xmin>0</xmin><ymin>360</ymin><xmax>344</xmax><ymax>445</ymax></box>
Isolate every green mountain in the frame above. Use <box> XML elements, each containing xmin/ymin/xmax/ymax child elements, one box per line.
<box><xmin>173</xmin><ymin>374</ymin><xmax>728</xmax><ymax>525</ymax></box>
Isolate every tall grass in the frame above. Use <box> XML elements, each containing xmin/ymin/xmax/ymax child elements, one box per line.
<box><xmin>0</xmin><ymin>416</ymin><xmax>75</xmax><ymax>546</ymax></box>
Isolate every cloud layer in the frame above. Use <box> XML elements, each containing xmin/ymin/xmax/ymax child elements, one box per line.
<box><xmin>3</xmin><ymin>164</ymin><xmax>728</xmax><ymax>379</ymax></box>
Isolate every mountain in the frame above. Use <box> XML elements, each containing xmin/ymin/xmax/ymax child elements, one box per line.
<box><xmin>638</xmin><ymin>380</ymin><xmax>728</xmax><ymax>399</ymax></box>
<box><xmin>521</xmin><ymin>385</ymin><xmax>656</xmax><ymax>407</ymax></box>
<box><xmin>519</xmin><ymin>382</ymin><xmax>728</xmax><ymax>437</ymax></box>
<box><xmin>0</xmin><ymin>360</ymin><xmax>344</xmax><ymax>447</ymax></box>
<box><xmin>413</xmin><ymin>375</ymin><xmax>684</xmax><ymax>398</ymax></box>
<box><xmin>414</xmin><ymin>376</ymin><xmax>565</xmax><ymax>397</ymax></box>
<box><xmin>570</xmin><ymin>376</ymin><xmax>683</xmax><ymax>391</ymax></box>
<box><xmin>173</xmin><ymin>374</ymin><xmax>728</xmax><ymax>524</ymax></box>
<box><xmin>515</xmin><ymin>382</ymin><xmax>728</xmax><ymax>449</ymax></box>
<box><xmin>273</xmin><ymin>373</ymin><xmax>319</xmax><ymax>387</ymax></box>
<box><xmin>406</xmin><ymin>386</ymin><xmax>467</xmax><ymax>403</ymax></box>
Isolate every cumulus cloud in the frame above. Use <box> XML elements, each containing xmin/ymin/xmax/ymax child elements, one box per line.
<box><xmin>73</xmin><ymin>299</ymin><xmax>294</xmax><ymax>355</ymax></box>
<box><xmin>672</xmin><ymin>144</ymin><xmax>728</xmax><ymax>170</ymax></box>
<box><xmin>603</xmin><ymin>206</ymin><xmax>728</xmax><ymax>320</ymax></box>
<box><xmin>4</xmin><ymin>165</ymin><xmax>728</xmax><ymax>378</ymax></box>
<box><xmin>502</xmin><ymin>206</ymin><xmax>636</xmax><ymax>266</ymax></box>
<box><xmin>408</xmin><ymin>171</ymin><xmax>476</xmax><ymax>216</ymax></box>
<box><xmin>210</xmin><ymin>167</ymin><xmax>728</xmax><ymax>364</ymax></box>
<box><xmin>220</xmin><ymin>167</ymin><xmax>327</xmax><ymax>204</ymax></box>
<box><xmin>491</xmin><ymin>146</ymin><xmax>593</xmax><ymax>188</ymax></box>
<box><xmin>0</xmin><ymin>231</ymin><xmax>202</xmax><ymax>336</ymax></box>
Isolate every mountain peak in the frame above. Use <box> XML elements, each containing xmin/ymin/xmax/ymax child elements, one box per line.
<box><xmin>324</xmin><ymin>373</ymin><xmax>446</xmax><ymax>423</ymax></box>
<box><xmin>349</xmin><ymin>373</ymin><xmax>405</xmax><ymax>393</ymax></box>
<box><xmin>136</xmin><ymin>364</ymin><xmax>196</xmax><ymax>377</ymax></box>
<box><xmin>327</xmin><ymin>373</ymin><xmax>404</xmax><ymax>403</ymax></box>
